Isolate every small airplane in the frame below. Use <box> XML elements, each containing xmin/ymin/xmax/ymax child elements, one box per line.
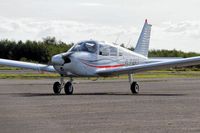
<box><xmin>1</xmin><ymin>19</ymin><xmax>200</xmax><ymax>95</ymax></box>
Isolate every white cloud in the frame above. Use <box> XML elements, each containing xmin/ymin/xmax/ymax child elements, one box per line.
<box><xmin>150</xmin><ymin>20</ymin><xmax>200</xmax><ymax>52</ymax></box>
<box><xmin>1</xmin><ymin>16</ymin><xmax>200</xmax><ymax>52</ymax></box>
<box><xmin>0</xmin><ymin>17</ymin><xmax>137</xmax><ymax>45</ymax></box>
<box><xmin>79</xmin><ymin>2</ymin><xmax>104</xmax><ymax>7</ymax></box>
<box><xmin>162</xmin><ymin>21</ymin><xmax>200</xmax><ymax>39</ymax></box>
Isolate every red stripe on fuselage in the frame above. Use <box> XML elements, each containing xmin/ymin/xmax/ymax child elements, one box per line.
<box><xmin>82</xmin><ymin>62</ymin><xmax>125</xmax><ymax>69</ymax></box>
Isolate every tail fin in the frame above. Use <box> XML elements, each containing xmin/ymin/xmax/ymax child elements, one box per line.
<box><xmin>134</xmin><ymin>19</ymin><xmax>152</xmax><ymax>57</ymax></box>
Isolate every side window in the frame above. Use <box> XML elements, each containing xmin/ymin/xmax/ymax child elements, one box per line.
<box><xmin>119</xmin><ymin>50</ymin><xmax>123</xmax><ymax>56</ymax></box>
<box><xmin>110</xmin><ymin>46</ymin><xmax>117</xmax><ymax>56</ymax></box>
<box><xmin>99</xmin><ymin>45</ymin><xmax>109</xmax><ymax>56</ymax></box>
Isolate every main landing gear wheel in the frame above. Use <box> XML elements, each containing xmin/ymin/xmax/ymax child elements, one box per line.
<box><xmin>64</xmin><ymin>82</ymin><xmax>74</xmax><ymax>95</ymax></box>
<box><xmin>130</xmin><ymin>82</ymin><xmax>139</xmax><ymax>94</ymax></box>
<box><xmin>53</xmin><ymin>81</ymin><xmax>62</xmax><ymax>94</ymax></box>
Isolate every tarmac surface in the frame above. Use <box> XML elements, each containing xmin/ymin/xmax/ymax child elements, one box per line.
<box><xmin>0</xmin><ymin>78</ymin><xmax>200</xmax><ymax>133</ymax></box>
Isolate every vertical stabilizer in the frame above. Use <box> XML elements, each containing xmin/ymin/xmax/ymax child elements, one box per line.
<box><xmin>134</xmin><ymin>19</ymin><xmax>152</xmax><ymax>57</ymax></box>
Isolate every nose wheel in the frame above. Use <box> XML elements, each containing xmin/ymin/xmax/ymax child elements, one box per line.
<box><xmin>64</xmin><ymin>82</ymin><xmax>73</xmax><ymax>95</ymax></box>
<box><xmin>53</xmin><ymin>81</ymin><xmax>62</xmax><ymax>94</ymax></box>
<box><xmin>53</xmin><ymin>77</ymin><xmax>74</xmax><ymax>95</ymax></box>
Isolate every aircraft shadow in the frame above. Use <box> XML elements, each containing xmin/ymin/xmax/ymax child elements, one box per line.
<box><xmin>7</xmin><ymin>92</ymin><xmax>187</xmax><ymax>97</ymax></box>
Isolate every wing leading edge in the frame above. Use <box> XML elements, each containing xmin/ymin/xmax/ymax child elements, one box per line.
<box><xmin>96</xmin><ymin>56</ymin><xmax>200</xmax><ymax>76</ymax></box>
<box><xmin>0</xmin><ymin>58</ymin><xmax>56</xmax><ymax>72</ymax></box>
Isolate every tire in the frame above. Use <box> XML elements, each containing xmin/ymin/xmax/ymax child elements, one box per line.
<box><xmin>64</xmin><ymin>82</ymin><xmax>73</xmax><ymax>95</ymax></box>
<box><xmin>130</xmin><ymin>82</ymin><xmax>139</xmax><ymax>94</ymax></box>
<box><xmin>53</xmin><ymin>81</ymin><xmax>61</xmax><ymax>94</ymax></box>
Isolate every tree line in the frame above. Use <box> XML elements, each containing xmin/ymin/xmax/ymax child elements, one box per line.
<box><xmin>0</xmin><ymin>37</ymin><xmax>200</xmax><ymax>64</ymax></box>
<box><xmin>0</xmin><ymin>37</ymin><xmax>72</xmax><ymax>63</ymax></box>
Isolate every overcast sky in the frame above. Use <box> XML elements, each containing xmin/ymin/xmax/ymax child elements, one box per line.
<box><xmin>0</xmin><ymin>0</ymin><xmax>200</xmax><ymax>52</ymax></box>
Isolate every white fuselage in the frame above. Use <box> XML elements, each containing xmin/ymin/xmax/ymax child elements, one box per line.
<box><xmin>52</xmin><ymin>40</ymin><xmax>148</xmax><ymax>77</ymax></box>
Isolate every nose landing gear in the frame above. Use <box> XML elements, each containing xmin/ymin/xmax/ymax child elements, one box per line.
<box><xmin>53</xmin><ymin>81</ymin><xmax>62</xmax><ymax>94</ymax></box>
<box><xmin>53</xmin><ymin>76</ymin><xmax>74</xmax><ymax>95</ymax></box>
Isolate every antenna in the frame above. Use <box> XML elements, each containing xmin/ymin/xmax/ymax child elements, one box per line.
<box><xmin>127</xmin><ymin>38</ymin><xmax>131</xmax><ymax>46</ymax></box>
<box><xmin>114</xmin><ymin>33</ymin><xmax>121</xmax><ymax>45</ymax></box>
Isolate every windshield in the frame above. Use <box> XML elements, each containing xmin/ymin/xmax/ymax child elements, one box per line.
<box><xmin>71</xmin><ymin>41</ymin><xmax>97</xmax><ymax>53</ymax></box>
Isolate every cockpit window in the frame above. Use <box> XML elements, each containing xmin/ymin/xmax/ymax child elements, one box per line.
<box><xmin>71</xmin><ymin>41</ymin><xmax>97</xmax><ymax>53</ymax></box>
<box><xmin>99</xmin><ymin>44</ymin><xmax>109</xmax><ymax>56</ymax></box>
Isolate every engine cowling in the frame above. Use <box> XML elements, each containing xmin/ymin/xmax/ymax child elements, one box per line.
<box><xmin>51</xmin><ymin>54</ymin><xmax>64</xmax><ymax>65</ymax></box>
<box><xmin>51</xmin><ymin>53</ymin><xmax>71</xmax><ymax>65</ymax></box>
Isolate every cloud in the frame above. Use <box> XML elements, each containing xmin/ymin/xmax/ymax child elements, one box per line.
<box><xmin>150</xmin><ymin>20</ymin><xmax>200</xmax><ymax>52</ymax></box>
<box><xmin>1</xmin><ymin>16</ymin><xmax>200</xmax><ymax>52</ymax></box>
<box><xmin>79</xmin><ymin>2</ymin><xmax>104</xmax><ymax>7</ymax></box>
<box><xmin>162</xmin><ymin>21</ymin><xmax>200</xmax><ymax>39</ymax></box>
<box><xmin>0</xmin><ymin>17</ymin><xmax>137</xmax><ymax>45</ymax></box>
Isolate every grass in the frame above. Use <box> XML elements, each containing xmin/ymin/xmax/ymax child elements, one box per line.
<box><xmin>0</xmin><ymin>66</ymin><xmax>200</xmax><ymax>79</ymax></box>
<box><xmin>0</xmin><ymin>66</ymin><xmax>22</xmax><ymax>70</ymax></box>
<box><xmin>0</xmin><ymin>73</ymin><xmax>59</xmax><ymax>79</ymax></box>
<box><xmin>110</xmin><ymin>71</ymin><xmax>200</xmax><ymax>79</ymax></box>
<box><xmin>0</xmin><ymin>70</ymin><xmax>200</xmax><ymax>79</ymax></box>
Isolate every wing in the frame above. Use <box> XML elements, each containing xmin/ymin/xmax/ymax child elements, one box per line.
<box><xmin>0</xmin><ymin>58</ymin><xmax>56</xmax><ymax>73</ymax></box>
<box><xmin>96</xmin><ymin>56</ymin><xmax>200</xmax><ymax>76</ymax></box>
<box><xmin>147</xmin><ymin>57</ymin><xmax>183</xmax><ymax>63</ymax></box>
